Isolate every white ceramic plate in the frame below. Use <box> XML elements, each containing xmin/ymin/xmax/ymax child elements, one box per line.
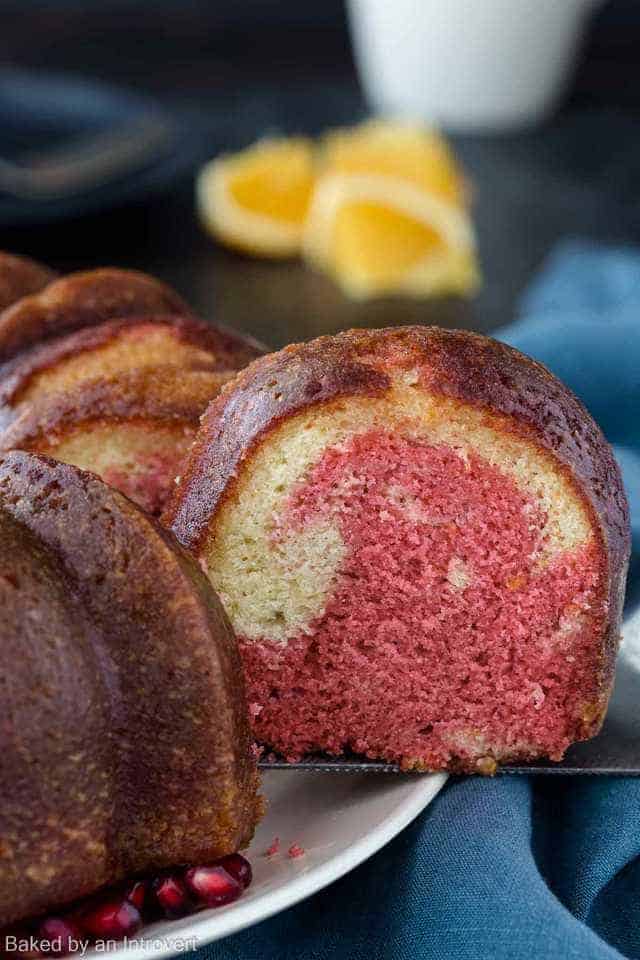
<box><xmin>97</xmin><ymin>770</ymin><xmax>447</xmax><ymax>960</ymax></box>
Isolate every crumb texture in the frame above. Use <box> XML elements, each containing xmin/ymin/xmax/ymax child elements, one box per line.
<box><xmin>52</xmin><ymin>423</ymin><xmax>196</xmax><ymax>516</ymax></box>
<box><xmin>229</xmin><ymin>430</ymin><xmax>603</xmax><ymax>767</ymax></box>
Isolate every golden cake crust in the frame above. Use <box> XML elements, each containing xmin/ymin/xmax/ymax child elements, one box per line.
<box><xmin>0</xmin><ymin>367</ymin><xmax>230</xmax><ymax>452</ymax></box>
<box><xmin>0</xmin><ymin>314</ymin><xmax>264</xmax><ymax>428</ymax></box>
<box><xmin>0</xmin><ymin>268</ymin><xmax>189</xmax><ymax>362</ymax></box>
<box><xmin>0</xmin><ymin>451</ymin><xmax>262</xmax><ymax>928</ymax></box>
<box><xmin>0</xmin><ymin>252</ymin><xmax>57</xmax><ymax>311</ymax></box>
<box><xmin>166</xmin><ymin>325</ymin><xmax>630</xmax><ymax>715</ymax></box>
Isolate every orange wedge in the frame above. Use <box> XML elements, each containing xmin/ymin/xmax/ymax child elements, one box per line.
<box><xmin>196</xmin><ymin>138</ymin><xmax>315</xmax><ymax>258</ymax></box>
<box><xmin>303</xmin><ymin>120</ymin><xmax>479</xmax><ymax>300</ymax></box>
<box><xmin>319</xmin><ymin>119</ymin><xmax>468</xmax><ymax>205</ymax></box>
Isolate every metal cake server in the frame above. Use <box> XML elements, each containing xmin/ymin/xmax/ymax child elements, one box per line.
<box><xmin>259</xmin><ymin>605</ymin><xmax>640</xmax><ymax>776</ymax></box>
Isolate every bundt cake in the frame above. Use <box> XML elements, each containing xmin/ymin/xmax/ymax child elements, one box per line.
<box><xmin>0</xmin><ymin>253</ymin><xmax>56</xmax><ymax>312</ymax></box>
<box><xmin>1</xmin><ymin>367</ymin><xmax>233</xmax><ymax>515</ymax></box>
<box><xmin>0</xmin><ymin>267</ymin><xmax>189</xmax><ymax>362</ymax></box>
<box><xmin>0</xmin><ymin>313</ymin><xmax>264</xmax><ymax>431</ymax></box>
<box><xmin>0</xmin><ymin>450</ymin><xmax>262</xmax><ymax>929</ymax></box>
<box><xmin>166</xmin><ymin>326</ymin><xmax>630</xmax><ymax>773</ymax></box>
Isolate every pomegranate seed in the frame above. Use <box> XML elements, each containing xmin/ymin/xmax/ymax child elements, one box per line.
<box><xmin>78</xmin><ymin>897</ymin><xmax>142</xmax><ymax>940</ymax></box>
<box><xmin>265</xmin><ymin>837</ymin><xmax>280</xmax><ymax>857</ymax></box>
<box><xmin>151</xmin><ymin>874</ymin><xmax>193</xmax><ymax>919</ymax></box>
<box><xmin>216</xmin><ymin>854</ymin><xmax>252</xmax><ymax>889</ymax></box>
<box><xmin>123</xmin><ymin>880</ymin><xmax>147</xmax><ymax>914</ymax></box>
<box><xmin>184</xmin><ymin>865</ymin><xmax>241</xmax><ymax>907</ymax></box>
<box><xmin>37</xmin><ymin>917</ymin><xmax>83</xmax><ymax>956</ymax></box>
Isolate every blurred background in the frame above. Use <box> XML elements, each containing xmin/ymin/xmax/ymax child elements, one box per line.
<box><xmin>1</xmin><ymin>0</ymin><xmax>639</xmax><ymax>346</ymax></box>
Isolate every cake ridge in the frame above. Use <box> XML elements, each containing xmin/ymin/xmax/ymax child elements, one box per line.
<box><xmin>0</xmin><ymin>251</ymin><xmax>57</xmax><ymax>312</ymax></box>
<box><xmin>0</xmin><ymin>312</ymin><xmax>263</xmax><ymax>411</ymax></box>
<box><xmin>0</xmin><ymin>450</ymin><xmax>261</xmax><ymax>927</ymax></box>
<box><xmin>0</xmin><ymin>267</ymin><xmax>190</xmax><ymax>363</ymax></box>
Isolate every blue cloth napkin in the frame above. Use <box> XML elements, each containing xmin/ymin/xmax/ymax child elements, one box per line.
<box><xmin>202</xmin><ymin>242</ymin><xmax>640</xmax><ymax>960</ymax></box>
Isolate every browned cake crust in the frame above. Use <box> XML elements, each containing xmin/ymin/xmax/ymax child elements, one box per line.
<box><xmin>166</xmin><ymin>325</ymin><xmax>630</xmax><ymax>699</ymax></box>
<box><xmin>0</xmin><ymin>252</ymin><xmax>57</xmax><ymax>312</ymax></box>
<box><xmin>0</xmin><ymin>451</ymin><xmax>262</xmax><ymax>928</ymax></box>
<box><xmin>0</xmin><ymin>268</ymin><xmax>190</xmax><ymax>362</ymax></box>
<box><xmin>0</xmin><ymin>314</ymin><xmax>264</xmax><ymax>425</ymax></box>
<box><xmin>0</xmin><ymin>367</ymin><xmax>231</xmax><ymax>452</ymax></box>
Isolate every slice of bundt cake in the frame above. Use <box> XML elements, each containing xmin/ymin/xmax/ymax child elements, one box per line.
<box><xmin>0</xmin><ymin>252</ymin><xmax>56</xmax><ymax>311</ymax></box>
<box><xmin>0</xmin><ymin>451</ymin><xmax>262</xmax><ymax>929</ymax></box>
<box><xmin>0</xmin><ymin>314</ymin><xmax>264</xmax><ymax>430</ymax></box>
<box><xmin>0</xmin><ymin>267</ymin><xmax>189</xmax><ymax>362</ymax></box>
<box><xmin>0</xmin><ymin>367</ymin><xmax>231</xmax><ymax>515</ymax></box>
<box><xmin>166</xmin><ymin>326</ymin><xmax>630</xmax><ymax>773</ymax></box>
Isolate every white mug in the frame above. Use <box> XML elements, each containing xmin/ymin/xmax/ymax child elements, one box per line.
<box><xmin>348</xmin><ymin>0</ymin><xmax>603</xmax><ymax>132</ymax></box>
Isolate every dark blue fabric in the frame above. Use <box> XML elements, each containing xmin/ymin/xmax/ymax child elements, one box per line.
<box><xmin>201</xmin><ymin>242</ymin><xmax>640</xmax><ymax>960</ymax></box>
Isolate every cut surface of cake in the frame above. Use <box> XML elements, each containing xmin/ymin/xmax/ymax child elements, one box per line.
<box><xmin>0</xmin><ymin>451</ymin><xmax>262</xmax><ymax>928</ymax></box>
<box><xmin>0</xmin><ymin>367</ymin><xmax>231</xmax><ymax>515</ymax></box>
<box><xmin>0</xmin><ymin>252</ymin><xmax>57</xmax><ymax>311</ymax></box>
<box><xmin>0</xmin><ymin>267</ymin><xmax>189</xmax><ymax>362</ymax></box>
<box><xmin>0</xmin><ymin>313</ymin><xmax>263</xmax><ymax>430</ymax></box>
<box><xmin>166</xmin><ymin>326</ymin><xmax>630</xmax><ymax>772</ymax></box>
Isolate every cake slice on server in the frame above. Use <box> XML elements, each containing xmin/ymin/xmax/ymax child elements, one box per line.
<box><xmin>165</xmin><ymin>326</ymin><xmax>630</xmax><ymax>773</ymax></box>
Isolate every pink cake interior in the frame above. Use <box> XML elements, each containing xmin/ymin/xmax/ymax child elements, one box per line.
<box><xmin>103</xmin><ymin>450</ymin><xmax>182</xmax><ymax>516</ymax></box>
<box><xmin>241</xmin><ymin>430</ymin><xmax>603</xmax><ymax>768</ymax></box>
